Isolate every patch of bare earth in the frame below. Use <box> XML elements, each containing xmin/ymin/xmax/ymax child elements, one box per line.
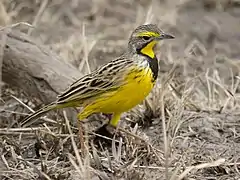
<box><xmin>1</xmin><ymin>0</ymin><xmax>240</xmax><ymax>179</ymax></box>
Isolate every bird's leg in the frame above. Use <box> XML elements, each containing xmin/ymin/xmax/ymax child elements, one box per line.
<box><xmin>109</xmin><ymin>113</ymin><xmax>121</xmax><ymax>127</ymax></box>
<box><xmin>77</xmin><ymin>111</ymin><xmax>89</xmax><ymax>155</ymax></box>
<box><xmin>77</xmin><ymin>120</ymin><xmax>85</xmax><ymax>153</ymax></box>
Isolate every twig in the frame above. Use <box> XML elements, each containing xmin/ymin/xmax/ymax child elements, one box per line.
<box><xmin>63</xmin><ymin>110</ymin><xmax>83</xmax><ymax>166</ymax></box>
<box><xmin>0</xmin><ymin>22</ymin><xmax>33</xmax><ymax>31</ymax></box>
<box><xmin>0</xmin><ymin>132</ymin><xmax>35</xmax><ymax>136</ymax></box>
<box><xmin>177</xmin><ymin>158</ymin><xmax>225</xmax><ymax>180</ymax></box>
<box><xmin>133</xmin><ymin>165</ymin><xmax>172</xmax><ymax>170</ymax></box>
<box><xmin>11</xmin><ymin>95</ymin><xmax>34</xmax><ymax>113</ymax></box>
<box><xmin>28</xmin><ymin>0</ymin><xmax>49</xmax><ymax>35</ymax></box>
<box><xmin>161</xmin><ymin>90</ymin><xmax>169</xmax><ymax>179</ymax></box>
<box><xmin>0</xmin><ymin>127</ymin><xmax>55</xmax><ymax>132</ymax></box>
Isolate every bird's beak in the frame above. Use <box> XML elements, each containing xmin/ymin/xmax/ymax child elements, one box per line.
<box><xmin>156</xmin><ymin>33</ymin><xmax>175</xmax><ymax>40</ymax></box>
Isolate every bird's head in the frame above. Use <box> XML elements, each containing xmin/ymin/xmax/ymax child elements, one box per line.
<box><xmin>128</xmin><ymin>24</ymin><xmax>174</xmax><ymax>58</ymax></box>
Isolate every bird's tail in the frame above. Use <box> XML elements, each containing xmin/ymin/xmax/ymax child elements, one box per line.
<box><xmin>22</xmin><ymin>102</ymin><xmax>58</xmax><ymax>127</ymax></box>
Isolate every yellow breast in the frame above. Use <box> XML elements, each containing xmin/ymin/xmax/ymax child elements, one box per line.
<box><xmin>95</xmin><ymin>66</ymin><xmax>155</xmax><ymax>113</ymax></box>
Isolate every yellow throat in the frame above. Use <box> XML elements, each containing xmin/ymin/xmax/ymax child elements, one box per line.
<box><xmin>140</xmin><ymin>41</ymin><xmax>157</xmax><ymax>58</ymax></box>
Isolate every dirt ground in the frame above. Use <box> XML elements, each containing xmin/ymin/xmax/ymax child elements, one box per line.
<box><xmin>1</xmin><ymin>0</ymin><xmax>240</xmax><ymax>179</ymax></box>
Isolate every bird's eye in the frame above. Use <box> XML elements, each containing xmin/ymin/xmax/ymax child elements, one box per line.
<box><xmin>142</xmin><ymin>36</ymin><xmax>151</xmax><ymax>40</ymax></box>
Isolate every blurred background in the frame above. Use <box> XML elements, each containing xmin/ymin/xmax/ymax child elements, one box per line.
<box><xmin>2</xmin><ymin>0</ymin><xmax>240</xmax><ymax>75</ymax></box>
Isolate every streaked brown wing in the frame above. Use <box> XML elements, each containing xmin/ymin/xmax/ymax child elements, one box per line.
<box><xmin>57</xmin><ymin>56</ymin><xmax>133</xmax><ymax>103</ymax></box>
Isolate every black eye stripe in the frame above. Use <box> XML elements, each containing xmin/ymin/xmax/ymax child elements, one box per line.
<box><xmin>142</xmin><ymin>36</ymin><xmax>151</xmax><ymax>40</ymax></box>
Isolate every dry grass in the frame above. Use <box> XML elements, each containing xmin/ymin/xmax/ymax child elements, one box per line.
<box><xmin>1</xmin><ymin>0</ymin><xmax>240</xmax><ymax>179</ymax></box>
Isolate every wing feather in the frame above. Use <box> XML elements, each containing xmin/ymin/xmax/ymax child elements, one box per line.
<box><xmin>56</xmin><ymin>56</ymin><xmax>133</xmax><ymax>103</ymax></box>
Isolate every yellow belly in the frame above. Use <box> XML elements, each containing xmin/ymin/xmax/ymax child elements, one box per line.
<box><xmin>87</xmin><ymin>67</ymin><xmax>155</xmax><ymax>114</ymax></box>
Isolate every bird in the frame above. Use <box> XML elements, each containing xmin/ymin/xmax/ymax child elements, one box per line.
<box><xmin>22</xmin><ymin>24</ymin><xmax>174</xmax><ymax>129</ymax></box>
